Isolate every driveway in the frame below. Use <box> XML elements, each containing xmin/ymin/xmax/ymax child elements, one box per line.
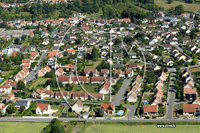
<box><xmin>25</xmin><ymin>52</ymin><xmax>48</xmax><ymax>82</ymax></box>
<box><xmin>112</xmin><ymin>79</ymin><xmax>131</xmax><ymax>106</ymax></box>
<box><xmin>123</xmin><ymin>105</ymin><xmax>136</xmax><ymax>119</ymax></box>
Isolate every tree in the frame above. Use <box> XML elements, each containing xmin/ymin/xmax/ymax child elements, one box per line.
<box><xmin>168</xmin><ymin>0</ymin><xmax>173</xmax><ymax>4</ymax></box>
<box><xmin>0</xmin><ymin>111</ymin><xmax>2</xmax><ymax>116</ymax></box>
<box><xmin>91</xmin><ymin>47</ymin><xmax>99</xmax><ymax>61</ymax></box>
<box><xmin>7</xmin><ymin>103</ymin><xmax>17</xmax><ymax>114</ymax></box>
<box><xmin>17</xmin><ymin>80</ymin><xmax>26</xmax><ymax>90</ymax></box>
<box><xmin>20</xmin><ymin>105</ymin><xmax>26</xmax><ymax>112</ymax></box>
<box><xmin>175</xmin><ymin>5</ymin><xmax>184</xmax><ymax>15</ymax></box>
<box><xmin>42</xmin><ymin>118</ymin><xmax>65</xmax><ymax>133</ymax></box>
<box><xmin>190</xmin><ymin>30</ymin><xmax>197</xmax><ymax>39</ymax></box>
<box><xmin>158</xmin><ymin>103</ymin><xmax>164</xmax><ymax>107</ymax></box>
<box><xmin>192</xmin><ymin>58</ymin><xmax>198</xmax><ymax>65</ymax></box>
<box><xmin>98</xmin><ymin>108</ymin><xmax>104</xmax><ymax>117</ymax></box>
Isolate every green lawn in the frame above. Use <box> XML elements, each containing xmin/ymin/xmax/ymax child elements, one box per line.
<box><xmin>0</xmin><ymin>122</ymin><xmax>48</xmax><ymax>133</ymax></box>
<box><xmin>71</xmin><ymin>84</ymin><xmax>100</xmax><ymax>93</ymax></box>
<box><xmin>85</xmin><ymin>58</ymin><xmax>104</xmax><ymax>69</ymax></box>
<box><xmin>51</xmin><ymin>105</ymin><xmax>64</xmax><ymax>116</ymax></box>
<box><xmin>155</xmin><ymin>0</ymin><xmax>200</xmax><ymax>12</ymax></box>
<box><xmin>86</xmin><ymin>124</ymin><xmax>200</xmax><ymax>133</ymax></box>
<box><xmin>27</xmin><ymin>78</ymin><xmax>50</xmax><ymax>90</ymax></box>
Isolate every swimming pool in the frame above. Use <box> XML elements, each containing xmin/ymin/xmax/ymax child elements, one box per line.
<box><xmin>0</xmin><ymin>78</ymin><xmax>3</xmax><ymax>82</ymax></box>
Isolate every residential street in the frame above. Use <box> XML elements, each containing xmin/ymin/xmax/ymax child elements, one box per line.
<box><xmin>112</xmin><ymin>79</ymin><xmax>131</xmax><ymax>106</ymax></box>
<box><xmin>2</xmin><ymin>117</ymin><xmax>200</xmax><ymax>122</ymax></box>
<box><xmin>165</xmin><ymin>69</ymin><xmax>176</xmax><ymax>119</ymax></box>
<box><xmin>123</xmin><ymin>105</ymin><xmax>136</xmax><ymax>119</ymax></box>
<box><xmin>25</xmin><ymin>52</ymin><xmax>48</xmax><ymax>82</ymax></box>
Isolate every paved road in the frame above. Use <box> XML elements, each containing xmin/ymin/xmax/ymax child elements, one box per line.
<box><xmin>51</xmin><ymin>25</ymin><xmax>60</xmax><ymax>38</ymax></box>
<box><xmin>165</xmin><ymin>70</ymin><xmax>176</xmax><ymax>119</ymax></box>
<box><xmin>25</xmin><ymin>52</ymin><xmax>48</xmax><ymax>82</ymax></box>
<box><xmin>112</xmin><ymin>79</ymin><xmax>131</xmax><ymax>106</ymax></box>
<box><xmin>123</xmin><ymin>105</ymin><xmax>136</xmax><ymax>119</ymax></box>
<box><xmin>2</xmin><ymin>117</ymin><xmax>200</xmax><ymax>122</ymax></box>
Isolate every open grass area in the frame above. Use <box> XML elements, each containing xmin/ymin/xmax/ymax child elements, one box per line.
<box><xmin>71</xmin><ymin>84</ymin><xmax>100</xmax><ymax>93</ymax></box>
<box><xmin>189</xmin><ymin>67</ymin><xmax>200</xmax><ymax>73</ymax></box>
<box><xmin>0</xmin><ymin>122</ymin><xmax>48</xmax><ymax>133</ymax></box>
<box><xmin>85</xmin><ymin>58</ymin><xmax>104</xmax><ymax>69</ymax></box>
<box><xmin>2</xmin><ymin>70</ymin><xmax>13</xmax><ymax>76</ymax></box>
<box><xmin>155</xmin><ymin>0</ymin><xmax>200</xmax><ymax>12</ymax></box>
<box><xmin>51</xmin><ymin>105</ymin><xmax>64</xmax><ymax>116</ymax></box>
<box><xmin>27</xmin><ymin>78</ymin><xmax>50</xmax><ymax>90</ymax></box>
<box><xmin>85</xmin><ymin>124</ymin><xmax>200</xmax><ymax>133</ymax></box>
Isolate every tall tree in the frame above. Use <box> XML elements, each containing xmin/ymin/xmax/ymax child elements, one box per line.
<box><xmin>175</xmin><ymin>5</ymin><xmax>184</xmax><ymax>15</ymax></box>
<box><xmin>42</xmin><ymin>118</ymin><xmax>65</xmax><ymax>133</ymax></box>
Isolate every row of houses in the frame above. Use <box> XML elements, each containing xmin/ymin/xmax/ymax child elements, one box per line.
<box><xmin>32</xmin><ymin>85</ymin><xmax>104</xmax><ymax>101</ymax></box>
<box><xmin>127</xmin><ymin>75</ymin><xmax>143</xmax><ymax>102</ymax></box>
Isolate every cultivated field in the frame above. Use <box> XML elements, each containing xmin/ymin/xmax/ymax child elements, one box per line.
<box><xmin>155</xmin><ymin>0</ymin><xmax>200</xmax><ymax>12</ymax></box>
<box><xmin>0</xmin><ymin>122</ymin><xmax>48</xmax><ymax>133</ymax></box>
<box><xmin>85</xmin><ymin>124</ymin><xmax>200</xmax><ymax>133</ymax></box>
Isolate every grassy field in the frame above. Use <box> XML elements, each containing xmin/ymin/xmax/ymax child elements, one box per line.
<box><xmin>85</xmin><ymin>58</ymin><xmax>104</xmax><ymax>69</ymax></box>
<box><xmin>71</xmin><ymin>84</ymin><xmax>99</xmax><ymax>93</ymax></box>
<box><xmin>27</xmin><ymin>78</ymin><xmax>50</xmax><ymax>90</ymax></box>
<box><xmin>189</xmin><ymin>67</ymin><xmax>200</xmax><ymax>73</ymax></box>
<box><xmin>0</xmin><ymin>122</ymin><xmax>48</xmax><ymax>133</ymax></box>
<box><xmin>85</xmin><ymin>124</ymin><xmax>200</xmax><ymax>133</ymax></box>
<box><xmin>155</xmin><ymin>0</ymin><xmax>200</xmax><ymax>12</ymax></box>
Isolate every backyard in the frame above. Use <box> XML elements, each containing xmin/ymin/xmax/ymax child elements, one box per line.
<box><xmin>27</xmin><ymin>78</ymin><xmax>50</xmax><ymax>90</ymax></box>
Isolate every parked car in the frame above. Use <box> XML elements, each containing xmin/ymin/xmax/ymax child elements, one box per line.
<box><xmin>152</xmin><ymin>116</ymin><xmax>157</xmax><ymax>119</ymax></box>
<box><xmin>107</xmin><ymin>117</ymin><xmax>111</xmax><ymax>120</ymax></box>
<box><xmin>145</xmin><ymin>117</ymin><xmax>150</xmax><ymax>119</ymax></box>
<box><xmin>183</xmin><ymin>117</ymin><xmax>188</xmax><ymax>119</ymax></box>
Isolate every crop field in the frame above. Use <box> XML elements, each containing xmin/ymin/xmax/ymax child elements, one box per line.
<box><xmin>85</xmin><ymin>124</ymin><xmax>200</xmax><ymax>133</ymax></box>
<box><xmin>0</xmin><ymin>122</ymin><xmax>48</xmax><ymax>133</ymax></box>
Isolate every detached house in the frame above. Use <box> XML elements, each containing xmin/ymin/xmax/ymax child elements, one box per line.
<box><xmin>0</xmin><ymin>85</ymin><xmax>12</xmax><ymax>94</ymax></box>
<box><xmin>100</xmin><ymin>104</ymin><xmax>115</xmax><ymax>114</ymax></box>
<box><xmin>143</xmin><ymin>105</ymin><xmax>158</xmax><ymax>116</ymax></box>
<box><xmin>71</xmin><ymin>100</ymin><xmax>83</xmax><ymax>113</ymax></box>
<box><xmin>183</xmin><ymin>104</ymin><xmax>199</xmax><ymax>116</ymax></box>
<box><xmin>36</xmin><ymin>104</ymin><xmax>51</xmax><ymax>115</ymax></box>
<box><xmin>99</xmin><ymin>79</ymin><xmax>116</xmax><ymax>94</ymax></box>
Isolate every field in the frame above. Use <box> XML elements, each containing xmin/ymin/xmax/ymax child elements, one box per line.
<box><xmin>155</xmin><ymin>0</ymin><xmax>200</xmax><ymax>12</ymax></box>
<box><xmin>0</xmin><ymin>122</ymin><xmax>48</xmax><ymax>133</ymax></box>
<box><xmin>71</xmin><ymin>84</ymin><xmax>99</xmax><ymax>93</ymax></box>
<box><xmin>27</xmin><ymin>78</ymin><xmax>50</xmax><ymax>90</ymax></box>
<box><xmin>85</xmin><ymin>124</ymin><xmax>200</xmax><ymax>133</ymax></box>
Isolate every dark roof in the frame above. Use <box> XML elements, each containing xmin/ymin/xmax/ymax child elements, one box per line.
<box><xmin>14</xmin><ymin>100</ymin><xmax>29</xmax><ymax>107</ymax></box>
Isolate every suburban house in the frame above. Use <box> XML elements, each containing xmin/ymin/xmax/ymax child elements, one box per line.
<box><xmin>71</xmin><ymin>100</ymin><xmax>83</xmax><ymax>113</ymax></box>
<box><xmin>183</xmin><ymin>104</ymin><xmax>199</xmax><ymax>116</ymax></box>
<box><xmin>0</xmin><ymin>85</ymin><xmax>12</xmax><ymax>94</ymax></box>
<box><xmin>14</xmin><ymin>100</ymin><xmax>30</xmax><ymax>109</ymax></box>
<box><xmin>36</xmin><ymin>104</ymin><xmax>51</xmax><ymax>115</ymax></box>
<box><xmin>0</xmin><ymin>103</ymin><xmax>8</xmax><ymax>115</ymax></box>
<box><xmin>55</xmin><ymin>68</ymin><xmax>64</xmax><ymax>76</ymax></box>
<box><xmin>99</xmin><ymin>79</ymin><xmax>116</xmax><ymax>94</ymax></box>
<box><xmin>143</xmin><ymin>105</ymin><xmax>158</xmax><ymax>116</ymax></box>
<box><xmin>84</xmin><ymin>69</ymin><xmax>99</xmax><ymax>77</ymax></box>
<box><xmin>100</xmin><ymin>104</ymin><xmax>115</xmax><ymax>114</ymax></box>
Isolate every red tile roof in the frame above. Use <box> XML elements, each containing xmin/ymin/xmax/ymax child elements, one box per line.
<box><xmin>183</xmin><ymin>104</ymin><xmax>199</xmax><ymax>112</ymax></box>
<box><xmin>100</xmin><ymin>104</ymin><xmax>115</xmax><ymax>111</ymax></box>
<box><xmin>143</xmin><ymin>105</ymin><xmax>158</xmax><ymax>113</ymax></box>
<box><xmin>36</xmin><ymin>104</ymin><xmax>49</xmax><ymax>111</ymax></box>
